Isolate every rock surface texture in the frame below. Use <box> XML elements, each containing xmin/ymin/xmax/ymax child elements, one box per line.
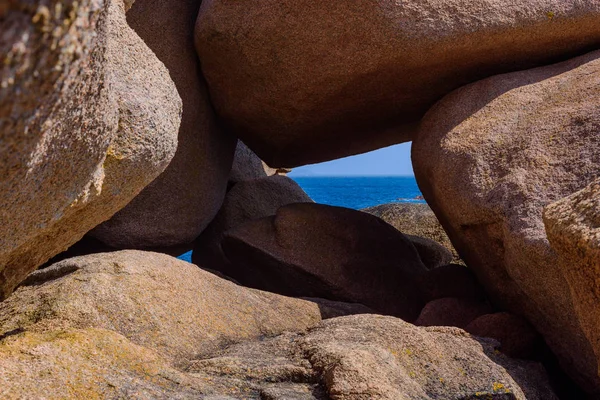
<box><xmin>0</xmin><ymin>250</ymin><xmax>323</xmax><ymax>398</ymax></box>
<box><xmin>0</xmin><ymin>0</ymin><xmax>181</xmax><ymax>299</ymax></box>
<box><xmin>91</xmin><ymin>0</ymin><xmax>236</xmax><ymax>249</ymax></box>
<box><xmin>193</xmin><ymin>175</ymin><xmax>312</xmax><ymax>275</ymax></box>
<box><xmin>195</xmin><ymin>0</ymin><xmax>600</xmax><ymax>166</ymax></box>
<box><xmin>0</xmin><ymin>257</ymin><xmax>558</xmax><ymax>400</ymax></box>
<box><xmin>544</xmin><ymin>178</ymin><xmax>600</xmax><ymax>383</ymax></box>
<box><xmin>222</xmin><ymin>203</ymin><xmax>428</xmax><ymax>320</ymax></box>
<box><xmin>229</xmin><ymin>140</ymin><xmax>279</xmax><ymax>183</ymax></box>
<box><xmin>364</xmin><ymin>203</ymin><xmax>460</xmax><ymax>264</ymax></box>
<box><xmin>412</xmin><ymin>50</ymin><xmax>600</xmax><ymax>392</ymax></box>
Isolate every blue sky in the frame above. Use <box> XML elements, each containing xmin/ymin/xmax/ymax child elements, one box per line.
<box><xmin>289</xmin><ymin>142</ymin><xmax>414</xmax><ymax>177</ymax></box>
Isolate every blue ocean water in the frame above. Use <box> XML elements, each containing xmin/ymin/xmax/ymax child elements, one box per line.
<box><xmin>291</xmin><ymin>176</ymin><xmax>424</xmax><ymax>210</ymax></box>
<box><xmin>178</xmin><ymin>176</ymin><xmax>423</xmax><ymax>262</ymax></box>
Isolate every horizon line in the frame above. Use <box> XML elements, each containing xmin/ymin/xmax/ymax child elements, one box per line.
<box><xmin>289</xmin><ymin>174</ymin><xmax>416</xmax><ymax>178</ymax></box>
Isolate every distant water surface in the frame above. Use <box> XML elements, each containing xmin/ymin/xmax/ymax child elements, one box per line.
<box><xmin>178</xmin><ymin>176</ymin><xmax>424</xmax><ymax>262</ymax></box>
<box><xmin>291</xmin><ymin>176</ymin><xmax>424</xmax><ymax>210</ymax></box>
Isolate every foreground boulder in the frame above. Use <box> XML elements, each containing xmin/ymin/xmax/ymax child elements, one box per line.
<box><xmin>544</xmin><ymin>178</ymin><xmax>600</xmax><ymax>379</ymax></box>
<box><xmin>91</xmin><ymin>0</ymin><xmax>236</xmax><ymax>249</ymax></box>
<box><xmin>0</xmin><ymin>251</ymin><xmax>322</xmax><ymax>362</ymax></box>
<box><xmin>0</xmin><ymin>250</ymin><xmax>323</xmax><ymax>398</ymax></box>
<box><xmin>222</xmin><ymin>203</ymin><xmax>428</xmax><ymax>320</ymax></box>
<box><xmin>412</xmin><ymin>50</ymin><xmax>600</xmax><ymax>392</ymax></box>
<box><xmin>364</xmin><ymin>203</ymin><xmax>460</xmax><ymax>264</ymax></box>
<box><xmin>0</xmin><ymin>301</ymin><xmax>558</xmax><ymax>399</ymax></box>
<box><xmin>187</xmin><ymin>315</ymin><xmax>558</xmax><ymax>399</ymax></box>
<box><xmin>195</xmin><ymin>0</ymin><xmax>600</xmax><ymax>166</ymax></box>
<box><xmin>193</xmin><ymin>175</ymin><xmax>312</xmax><ymax>275</ymax></box>
<box><xmin>0</xmin><ymin>0</ymin><xmax>181</xmax><ymax>299</ymax></box>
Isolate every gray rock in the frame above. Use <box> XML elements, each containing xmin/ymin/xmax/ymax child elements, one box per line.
<box><xmin>229</xmin><ymin>140</ymin><xmax>280</xmax><ymax>183</ymax></box>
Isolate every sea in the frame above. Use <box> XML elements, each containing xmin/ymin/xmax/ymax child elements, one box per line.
<box><xmin>291</xmin><ymin>176</ymin><xmax>424</xmax><ymax>210</ymax></box>
<box><xmin>178</xmin><ymin>176</ymin><xmax>423</xmax><ymax>262</ymax></box>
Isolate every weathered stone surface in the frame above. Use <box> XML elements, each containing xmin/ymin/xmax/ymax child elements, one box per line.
<box><xmin>300</xmin><ymin>297</ymin><xmax>376</xmax><ymax>320</ymax></box>
<box><xmin>195</xmin><ymin>0</ymin><xmax>600</xmax><ymax>166</ymax></box>
<box><xmin>188</xmin><ymin>315</ymin><xmax>556</xmax><ymax>400</ymax></box>
<box><xmin>0</xmin><ymin>251</ymin><xmax>322</xmax><ymax>362</ymax></box>
<box><xmin>364</xmin><ymin>203</ymin><xmax>460</xmax><ymax>264</ymax></box>
<box><xmin>222</xmin><ymin>203</ymin><xmax>428</xmax><ymax>320</ymax></box>
<box><xmin>91</xmin><ymin>0</ymin><xmax>236</xmax><ymax>249</ymax></box>
<box><xmin>466</xmin><ymin>313</ymin><xmax>541</xmax><ymax>359</ymax></box>
<box><xmin>0</xmin><ymin>256</ymin><xmax>556</xmax><ymax>399</ymax></box>
<box><xmin>416</xmin><ymin>264</ymin><xmax>486</xmax><ymax>303</ymax></box>
<box><xmin>415</xmin><ymin>297</ymin><xmax>492</xmax><ymax>329</ymax></box>
<box><xmin>412</xmin><ymin>50</ymin><xmax>600</xmax><ymax>391</ymax></box>
<box><xmin>0</xmin><ymin>0</ymin><xmax>181</xmax><ymax>299</ymax></box>
<box><xmin>229</xmin><ymin>140</ymin><xmax>279</xmax><ymax>183</ymax></box>
<box><xmin>193</xmin><ymin>175</ymin><xmax>311</xmax><ymax>275</ymax></box>
<box><xmin>544</xmin><ymin>178</ymin><xmax>600</xmax><ymax>379</ymax></box>
<box><xmin>0</xmin><ymin>250</ymin><xmax>326</xmax><ymax>399</ymax></box>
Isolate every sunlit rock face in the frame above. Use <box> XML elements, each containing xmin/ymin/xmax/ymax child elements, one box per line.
<box><xmin>0</xmin><ymin>0</ymin><xmax>181</xmax><ymax>299</ymax></box>
<box><xmin>413</xmin><ymin>50</ymin><xmax>600</xmax><ymax>392</ymax></box>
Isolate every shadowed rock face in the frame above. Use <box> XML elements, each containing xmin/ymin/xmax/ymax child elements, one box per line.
<box><xmin>193</xmin><ymin>175</ymin><xmax>312</xmax><ymax>275</ymax></box>
<box><xmin>195</xmin><ymin>0</ymin><xmax>600</xmax><ymax>167</ymax></box>
<box><xmin>363</xmin><ymin>203</ymin><xmax>461</xmax><ymax>265</ymax></box>
<box><xmin>544</xmin><ymin>178</ymin><xmax>600</xmax><ymax>386</ymax></box>
<box><xmin>222</xmin><ymin>203</ymin><xmax>428</xmax><ymax>320</ymax></box>
<box><xmin>465</xmin><ymin>312</ymin><xmax>542</xmax><ymax>359</ymax></box>
<box><xmin>0</xmin><ymin>0</ymin><xmax>181</xmax><ymax>299</ymax></box>
<box><xmin>91</xmin><ymin>0</ymin><xmax>236</xmax><ymax>250</ymax></box>
<box><xmin>412</xmin><ymin>50</ymin><xmax>600</xmax><ymax>392</ymax></box>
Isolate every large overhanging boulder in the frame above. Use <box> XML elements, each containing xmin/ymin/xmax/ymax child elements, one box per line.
<box><xmin>195</xmin><ymin>0</ymin><xmax>600</xmax><ymax>166</ymax></box>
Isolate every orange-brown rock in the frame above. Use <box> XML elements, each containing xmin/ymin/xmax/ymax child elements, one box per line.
<box><xmin>195</xmin><ymin>0</ymin><xmax>600</xmax><ymax>166</ymax></box>
<box><xmin>0</xmin><ymin>0</ymin><xmax>181</xmax><ymax>299</ymax></box>
<box><xmin>91</xmin><ymin>0</ymin><xmax>236</xmax><ymax>249</ymax></box>
<box><xmin>0</xmin><ymin>251</ymin><xmax>322</xmax><ymax>362</ymax></box>
<box><xmin>544</xmin><ymin>178</ymin><xmax>600</xmax><ymax>381</ymax></box>
<box><xmin>412</xmin><ymin>50</ymin><xmax>600</xmax><ymax>392</ymax></box>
